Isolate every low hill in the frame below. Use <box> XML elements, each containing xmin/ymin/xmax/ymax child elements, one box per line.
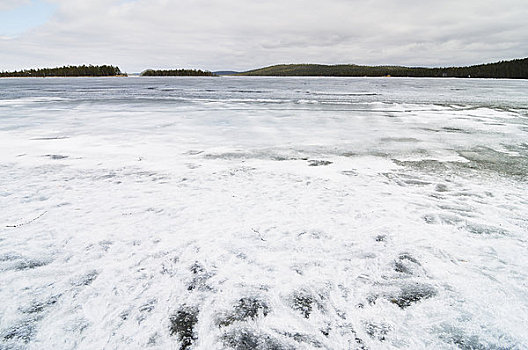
<box><xmin>0</xmin><ymin>65</ymin><xmax>123</xmax><ymax>77</ymax></box>
<box><xmin>238</xmin><ymin>58</ymin><xmax>528</xmax><ymax>79</ymax></box>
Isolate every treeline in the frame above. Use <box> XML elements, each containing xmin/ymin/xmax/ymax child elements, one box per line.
<box><xmin>141</xmin><ymin>69</ymin><xmax>215</xmax><ymax>76</ymax></box>
<box><xmin>0</xmin><ymin>65</ymin><xmax>123</xmax><ymax>77</ymax></box>
<box><xmin>239</xmin><ymin>58</ymin><xmax>528</xmax><ymax>79</ymax></box>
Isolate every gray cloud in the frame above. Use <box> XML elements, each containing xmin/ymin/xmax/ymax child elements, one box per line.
<box><xmin>1</xmin><ymin>0</ymin><xmax>527</xmax><ymax>72</ymax></box>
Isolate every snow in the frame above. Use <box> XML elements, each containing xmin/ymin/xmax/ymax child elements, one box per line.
<box><xmin>1</xmin><ymin>77</ymin><xmax>527</xmax><ymax>349</ymax></box>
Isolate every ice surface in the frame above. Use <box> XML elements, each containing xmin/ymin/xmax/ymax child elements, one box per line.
<box><xmin>0</xmin><ymin>77</ymin><xmax>527</xmax><ymax>349</ymax></box>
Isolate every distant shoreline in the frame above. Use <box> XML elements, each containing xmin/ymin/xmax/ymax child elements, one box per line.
<box><xmin>237</xmin><ymin>58</ymin><xmax>528</xmax><ymax>79</ymax></box>
<box><xmin>1</xmin><ymin>58</ymin><xmax>526</xmax><ymax>79</ymax></box>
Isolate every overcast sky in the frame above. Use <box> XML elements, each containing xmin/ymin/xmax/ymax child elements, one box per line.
<box><xmin>1</xmin><ymin>0</ymin><xmax>527</xmax><ymax>72</ymax></box>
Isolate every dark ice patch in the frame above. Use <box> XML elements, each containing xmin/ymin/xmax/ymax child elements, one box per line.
<box><xmin>279</xmin><ymin>331</ymin><xmax>324</xmax><ymax>348</ymax></box>
<box><xmin>147</xmin><ymin>332</ymin><xmax>160</xmax><ymax>346</ymax></box>
<box><xmin>442</xmin><ymin>127</ymin><xmax>469</xmax><ymax>133</ymax></box>
<box><xmin>393</xmin><ymin>253</ymin><xmax>422</xmax><ymax>276</ymax></box>
<box><xmin>436</xmin><ymin>325</ymin><xmax>514</xmax><ymax>350</ymax></box>
<box><xmin>45</xmin><ymin>154</ymin><xmax>68</xmax><ymax>160</ymax></box>
<box><xmin>138</xmin><ymin>299</ymin><xmax>158</xmax><ymax>314</ymax></box>
<box><xmin>119</xmin><ymin>309</ymin><xmax>131</xmax><ymax>321</ymax></box>
<box><xmin>364</xmin><ymin>322</ymin><xmax>391</xmax><ymax>341</ymax></box>
<box><xmin>32</xmin><ymin>136</ymin><xmax>69</xmax><ymax>140</ymax></box>
<box><xmin>217</xmin><ymin>297</ymin><xmax>270</xmax><ymax>327</ymax></box>
<box><xmin>465</xmin><ymin>223</ymin><xmax>506</xmax><ymax>235</ymax></box>
<box><xmin>320</xmin><ymin>325</ymin><xmax>331</xmax><ymax>337</ymax></box>
<box><xmin>190</xmin><ymin>261</ymin><xmax>205</xmax><ymax>275</ymax></box>
<box><xmin>435</xmin><ymin>213</ymin><xmax>464</xmax><ymax>225</ymax></box>
<box><xmin>392</xmin><ymin>159</ymin><xmax>451</xmax><ymax>173</ymax></box>
<box><xmin>437</xmin><ymin>204</ymin><xmax>473</xmax><ymax>215</ymax></box>
<box><xmin>402</xmin><ymin>178</ymin><xmax>431</xmax><ymax>186</ymax></box>
<box><xmin>222</xmin><ymin>328</ymin><xmax>294</xmax><ymax>350</ymax></box>
<box><xmin>442</xmin><ymin>214</ymin><xmax>465</xmax><ymax>225</ymax></box>
<box><xmin>0</xmin><ymin>253</ymin><xmax>20</xmax><ymax>262</ymax></box>
<box><xmin>139</xmin><ymin>299</ymin><xmax>157</xmax><ymax>314</ymax></box>
<box><xmin>13</xmin><ymin>258</ymin><xmax>51</xmax><ymax>271</ymax></box>
<box><xmin>366</xmin><ymin>294</ymin><xmax>379</xmax><ymax>306</ymax></box>
<box><xmin>21</xmin><ymin>295</ymin><xmax>59</xmax><ymax>315</ymax></box>
<box><xmin>71</xmin><ymin>270</ymin><xmax>98</xmax><ymax>287</ymax></box>
<box><xmin>138</xmin><ymin>299</ymin><xmax>158</xmax><ymax>323</ymax></box>
<box><xmin>458</xmin><ymin>147</ymin><xmax>526</xmax><ymax>177</ymax></box>
<box><xmin>390</xmin><ymin>283</ymin><xmax>437</xmax><ymax>308</ymax></box>
<box><xmin>99</xmin><ymin>173</ymin><xmax>117</xmax><ymax>179</ymax></box>
<box><xmin>297</xmin><ymin>230</ymin><xmax>327</xmax><ymax>239</ymax></box>
<box><xmin>308</xmin><ymin>160</ymin><xmax>333</xmax><ymax>167</ymax></box>
<box><xmin>63</xmin><ymin>317</ymin><xmax>89</xmax><ymax>335</ymax></box>
<box><xmin>186</xmin><ymin>163</ymin><xmax>201</xmax><ymax>169</ymax></box>
<box><xmin>380</xmin><ymin>137</ymin><xmax>419</xmax><ymax>143</ymax></box>
<box><xmin>334</xmin><ymin>323</ymin><xmax>367</xmax><ymax>349</ymax></box>
<box><xmin>342</xmin><ymin>170</ymin><xmax>358</xmax><ymax>176</ymax></box>
<box><xmin>187</xmin><ymin>262</ymin><xmax>213</xmax><ymax>291</ymax></box>
<box><xmin>291</xmin><ymin>291</ymin><xmax>314</xmax><ymax>319</ymax></box>
<box><xmin>98</xmin><ymin>240</ymin><xmax>113</xmax><ymax>252</ymax></box>
<box><xmin>204</xmin><ymin>152</ymin><xmax>250</xmax><ymax>160</ymax></box>
<box><xmin>375</xmin><ymin>234</ymin><xmax>386</xmax><ymax>242</ymax></box>
<box><xmin>1</xmin><ymin>317</ymin><xmax>41</xmax><ymax>344</ymax></box>
<box><xmin>225</xmin><ymin>167</ymin><xmax>257</xmax><ymax>176</ymax></box>
<box><xmin>382</xmin><ymin>172</ymin><xmax>431</xmax><ymax>187</ymax></box>
<box><xmin>435</xmin><ymin>184</ymin><xmax>449</xmax><ymax>192</ymax></box>
<box><xmin>443</xmin><ymin>333</ymin><xmax>487</xmax><ymax>350</ymax></box>
<box><xmin>169</xmin><ymin>306</ymin><xmax>199</xmax><ymax>350</ymax></box>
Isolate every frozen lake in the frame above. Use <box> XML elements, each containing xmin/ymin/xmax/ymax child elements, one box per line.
<box><xmin>1</xmin><ymin>77</ymin><xmax>527</xmax><ymax>349</ymax></box>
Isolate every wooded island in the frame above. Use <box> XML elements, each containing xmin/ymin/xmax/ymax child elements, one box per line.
<box><xmin>0</xmin><ymin>65</ymin><xmax>123</xmax><ymax>77</ymax></box>
<box><xmin>141</xmin><ymin>69</ymin><xmax>215</xmax><ymax>76</ymax></box>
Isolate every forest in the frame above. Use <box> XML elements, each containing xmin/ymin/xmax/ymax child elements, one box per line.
<box><xmin>2</xmin><ymin>59</ymin><xmax>526</xmax><ymax>79</ymax></box>
<box><xmin>141</xmin><ymin>69</ymin><xmax>215</xmax><ymax>76</ymax></box>
<box><xmin>0</xmin><ymin>65</ymin><xmax>123</xmax><ymax>77</ymax></box>
<box><xmin>238</xmin><ymin>58</ymin><xmax>528</xmax><ymax>79</ymax></box>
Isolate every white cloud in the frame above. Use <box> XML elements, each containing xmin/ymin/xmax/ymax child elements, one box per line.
<box><xmin>1</xmin><ymin>0</ymin><xmax>527</xmax><ymax>72</ymax></box>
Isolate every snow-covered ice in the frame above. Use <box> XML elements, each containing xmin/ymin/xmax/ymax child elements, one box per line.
<box><xmin>1</xmin><ymin>77</ymin><xmax>527</xmax><ymax>349</ymax></box>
